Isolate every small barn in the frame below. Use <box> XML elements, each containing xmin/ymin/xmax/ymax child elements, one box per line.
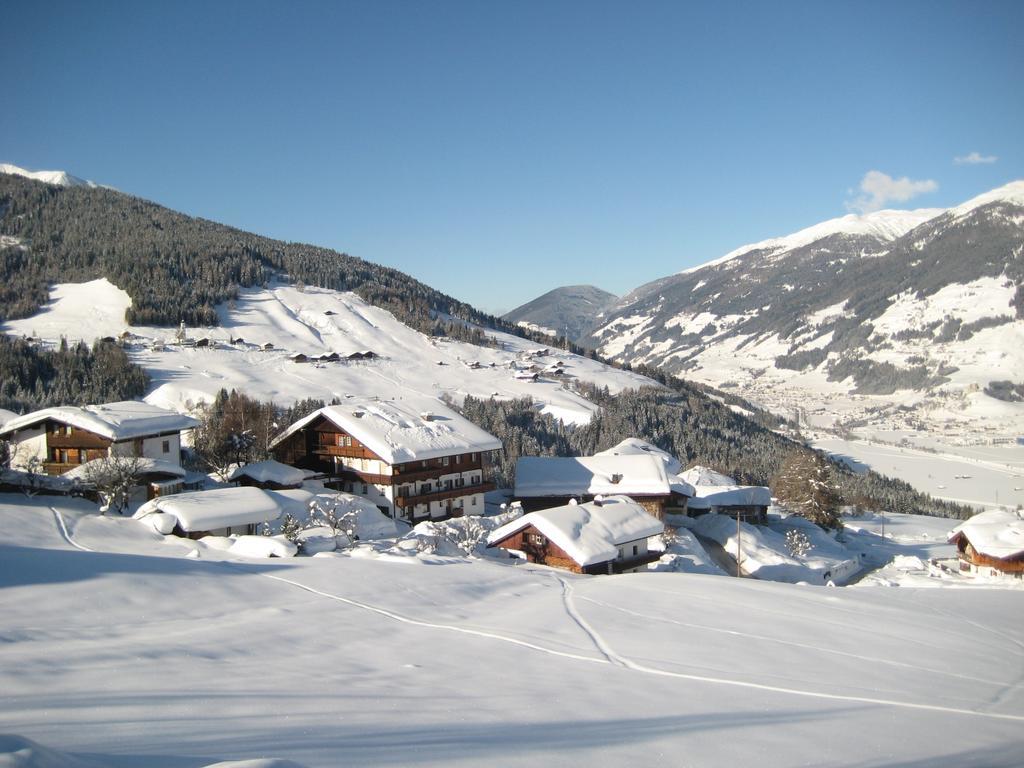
<box><xmin>948</xmin><ymin>510</ymin><xmax>1024</xmax><ymax>579</ymax></box>
<box><xmin>228</xmin><ymin>460</ymin><xmax>308</xmax><ymax>490</ymax></box>
<box><xmin>681</xmin><ymin>465</ymin><xmax>771</xmax><ymax>524</ymax></box>
<box><xmin>133</xmin><ymin>486</ymin><xmax>284</xmax><ymax>539</ymax></box>
<box><xmin>487</xmin><ymin>496</ymin><xmax>664</xmax><ymax>574</ymax></box>
<box><xmin>514</xmin><ymin>454</ymin><xmax>675</xmax><ymax>518</ymax></box>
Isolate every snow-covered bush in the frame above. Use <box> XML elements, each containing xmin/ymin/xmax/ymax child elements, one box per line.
<box><xmin>785</xmin><ymin>529</ymin><xmax>811</xmax><ymax>557</ymax></box>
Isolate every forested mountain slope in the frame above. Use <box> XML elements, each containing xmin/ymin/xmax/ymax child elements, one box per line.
<box><xmin>503</xmin><ymin>284</ymin><xmax>617</xmax><ymax>344</ymax></box>
<box><xmin>0</xmin><ymin>173</ymin><xmax>506</xmax><ymax>337</ymax></box>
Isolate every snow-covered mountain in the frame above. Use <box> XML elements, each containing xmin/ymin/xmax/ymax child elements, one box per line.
<box><xmin>0</xmin><ymin>162</ymin><xmax>101</xmax><ymax>189</ymax></box>
<box><xmin>585</xmin><ymin>181</ymin><xmax>1024</xmax><ymax>442</ymax></box>
<box><xmin>503</xmin><ymin>284</ymin><xmax>617</xmax><ymax>343</ymax></box>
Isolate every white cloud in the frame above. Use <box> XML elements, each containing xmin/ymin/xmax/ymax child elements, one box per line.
<box><xmin>846</xmin><ymin>170</ymin><xmax>938</xmax><ymax>214</ymax></box>
<box><xmin>954</xmin><ymin>151</ymin><xmax>997</xmax><ymax>165</ymax></box>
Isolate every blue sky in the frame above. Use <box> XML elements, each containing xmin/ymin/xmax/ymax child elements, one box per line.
<box><xmin>3</xmin><ymin>1</ymin><xmax>1021</xmax><ymax>314</ymax></box>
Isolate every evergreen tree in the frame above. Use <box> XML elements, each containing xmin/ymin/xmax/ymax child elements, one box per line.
<box><xmin>773</xmin><ymin>452</ymin><xmax>842</xmax><ymax>530</ymax></box>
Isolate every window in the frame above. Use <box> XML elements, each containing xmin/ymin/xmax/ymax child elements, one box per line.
<box><xmin>422</xmin><ymin>461</ymin><xmax>427</xmax><ymax>468</ymax></box>
<box><xmin>362</xmin><ymin>484</ymin><xmax>368</xmax><ymax>494</ymax></box>
<box><xmin>529</xmin><ymin>533</ymin><xmax>545</xmax><ymax>546</ymax></box>
<box><xmin>455</xmin><ymin>455</ymin><xmax>461</xmax><ymax>465</ymax></box>
<box><xmin>471</xmin><ymin>496</ymin><xmax>477</xmax><ymax>506</ymax></box>
<box><xmin>456</xmin><ymin>477</ymin><xmax>464</xmax><ymax>488</ymax></box>
<box><xmin>78</xmin><ymin>449</ymin><xmax>86</xmax><ymax>463</ymax></box>
<box><xmin>442</xmin><ymin>457</ymin><xmax>449</xmax><ymax>466</ymax></box>
<box><xmin>162</xmin><ymin>440</ymin><xmax>170</xmax><ymax>454</ymax></box>
<box><xmin>472</xmin><ymin>453</ymin><xmax>478</xmax><ymax>461</ymax></box>
<box><xmin>65</xmin><ymin>425</ymin><xmax>72</xmax><ymax>436</ymax></box>
<box><xmin>632</xmin><ymin>545</ymin><xmax>639</xmax><ymax>556</ymax></box>
<box><xmin>445</xmin><ymin>479</ymin><xmax>452</xmax><ymax>490</ymax></box>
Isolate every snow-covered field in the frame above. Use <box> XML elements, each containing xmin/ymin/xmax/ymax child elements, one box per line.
<box><xmin>1</xmin><ymin>495</ymin><xmax>1022</xmax><ymax>767</ymax></box>
<box><xmin>816</xmin><ymin>436</ymin><xmax>1024</xmax><ymax>510</ymax></box>
<box><xmin>1</xmin><ymin>279</ymin><xmax>652</xmax><ymax>426</ymax></box>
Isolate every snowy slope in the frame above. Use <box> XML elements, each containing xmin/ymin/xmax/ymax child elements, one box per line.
<box><xmin>0</xmin><ymin>162</ymin><xmax>101</xmax><ymax>188</ymax></box>
<box><xmin>1</xmin><ymin>278</ymin><xmax>655</xmax><ymax>426</ymax></box>
<box><xmin>0</xmin><ymin>496</ymin><xmax>1021</xmax><ymax>767</ymax></box>
<box><xmin>681</xmin><ymin>206</ymin><xmax>944</xmax><ymax>275</ymax></box>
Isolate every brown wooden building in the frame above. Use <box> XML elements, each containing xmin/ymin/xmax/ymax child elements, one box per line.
<box><xmin>487</xmin><ymin>496</ymin><xmax>665</xmax><ymax>575</ymax></box>
<box><xmin>513</xmin><ymin>454</ymin><xmax>685</xmax><ymax>519</ymax></box>
<box><xmin>0</xmin><ymin>402</ymin><xmax>198</xmax><ymax>476</ymax></box>
<box><xmin>948</xmin><ymin>510</ymin><xmax>1024</xmax><ymax>579</ymax></box>
<box><xmin>270</xmin><ymin>401</ymin><xmax>502</xmax><ymax>522</ymax></box>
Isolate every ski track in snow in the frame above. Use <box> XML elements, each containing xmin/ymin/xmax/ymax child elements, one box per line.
<box><xmin>50</xmin><ymin>506</ymin><xmax>94</xmax><ymax>553</ymax></box>
<box><xmin>556</xmin><ymin>575</ymin><xmax>630</xmax><ymax>668</ymax></box>
<box><xmin>47</xmin><ymin>509</ymin><xmax>1024</xmax><ymax>726</ymax></box>
<box><xmin>574</xmin><ymin>594</ymin><xmax>1010</xmax><ymax>688</ymax></box>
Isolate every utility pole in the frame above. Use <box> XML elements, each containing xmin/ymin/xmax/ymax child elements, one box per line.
<box><xmin>736</xmin><ymin>510</ymin><xmax>742</xmax><ymax>578</ymax></box>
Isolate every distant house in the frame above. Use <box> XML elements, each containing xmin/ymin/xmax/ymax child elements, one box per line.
<box><xmin>228</xmin><ymin>460</ymin><xmax>308</xmax><ymax>490</ymax></box>
<box><xmin>0</xmin><ymin>401</ymin><xmax>199</xmax><ymax>476</ymax></box>
<box><xmin>63</xmin><ymin>456</ymin><xmax>201</xmax><ymax>501</ymax></box>
<box><xmin>134</xmin><ymin>486</ymin><xmax>284</xmax><ymax>539</ymax></box>
<box><xmin>289</xmin><ymin>353</ymin><xmax>310</xmax><ymax>363</ymax></box>
<box><xmin>948</xmin><ymin>510</ymin><xmax>1024</xmax><ymax>579</ymax></box>
<box><xmin>514</xmin><ymin>454</ymin><xmax>683</xmax><ymax>519</ymax></box>
<box><xmin>270</xmin><ymin>400</ymin><xmax>502</xmax><ymax>522</ymax></box>
<box><xmin>681</xmin><ymin>466</ymin><xmax>771</xmax><ymax>523</ymax></box>
<box><xmin>487</xmin><ymin>496</ymin><xmax>664</xmax><ymax>574</ymax></box>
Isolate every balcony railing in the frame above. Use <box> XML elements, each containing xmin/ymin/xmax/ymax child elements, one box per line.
<box><xmin>396</xmin><ymin>481</ymin><xmax>495</xmax><ymax>508</ymax></box>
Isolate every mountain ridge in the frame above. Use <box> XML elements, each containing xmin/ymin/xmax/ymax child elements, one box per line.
<box><xmin>582</xmin><ymin>180</ymin><xmax>1024</xmax><ymax>442</ymax></box>
<box><xmin>503</xmin><ymin>284</ymin><xmax>617</xmax><ymax>344</ymax></box>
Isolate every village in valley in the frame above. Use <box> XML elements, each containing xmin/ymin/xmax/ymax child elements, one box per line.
<box><xmin>2</xmin><ymin>389</ymin><xmax>1020</xmax><ymax>586</ymax></box>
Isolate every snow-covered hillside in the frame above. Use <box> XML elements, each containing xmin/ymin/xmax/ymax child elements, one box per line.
<box><xmin>0</xmin><ymin>162</ymin><xmax>101</xmax><ymax>188</ymax></box>
<box><xmin>1</xmin><ymin>278</ymin><xmax>654</xmax><ymax>426</ymax></box>
<box><xmin>0</xmin><ymin>496</ymin><xmax>1021</xmax><ymax>767</ymax></box>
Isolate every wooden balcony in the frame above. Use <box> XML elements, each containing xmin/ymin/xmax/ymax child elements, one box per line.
<box><xmin>312</xmin><ymin>444</ymin><xmax>384</xmax><ymax>462</ymax></box>
<box><xmin>608</xmin><ymin>551</ymin><xmax>663</xmax><ymax>573</ymax></box>
<box><xmin>396</xmin><ymin>481</ymin><xmax>494</xmax><ymax>508</ymax></box>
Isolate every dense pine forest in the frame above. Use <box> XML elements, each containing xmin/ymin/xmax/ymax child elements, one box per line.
<box><xmin>0</xmin><ymin>335</ymin><xmax>148</xmax><ymax>412</ymax></box>
<box><xmin>0</xmin><ymin>174</ymin><xmax>574</xmax><ymax>349</ymax></box>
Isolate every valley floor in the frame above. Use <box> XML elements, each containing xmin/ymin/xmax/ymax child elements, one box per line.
<box><xmin>1</xmin><ymin>496</ymin><xmax>1022</xmax><ymax>767</ymax></box>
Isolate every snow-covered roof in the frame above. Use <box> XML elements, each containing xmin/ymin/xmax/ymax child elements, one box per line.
<box><xmin>63</xmin><ymin>457</ymin><xmax>188</xmax><ymax>481</ymax></box>
<box><xmin>487</xmin><ymin>496</ymin><xmax>664</xmax><ymax>567</ymax></box>
<box><xmin>680</xmin><ymin>465</ymin><xmax>737</xmax><ymax>487</ymax></box>
<box><xmin>948</xmin><ymin>509</ymin><xmax>1024</xmax><ymax>560</ymax></box>
<box><xmin>133</xmin><ymin>487</ymin><xmax>283</xmax><ymax>533</ymax></box>
<box><xmin>269</xmin><ymin>400</ymin><xmax>502</xmax><ymax>464</ymax></box>
<box><xmin>228</xmin><ymin>460</ymin><xmax>308</xmax><ymax>486</ymax></box>
<box><xmin>686</xmin><ymin>484</ymin><xmax>772</xmax><ymax>510</ymax></box>
<box><xmin>0</xmin><ymin>401</ymin><xmax>198</xmax><ymax>441</ymax></box>
<box><xmin>515</xmin><ymin>455</ymin><xmax>671</xmax><ymax>498</ymax></box>
<box><xmin>594</xmin><ymin>438</ymin><xmax>683</xmax><ymax>475</ymax></box>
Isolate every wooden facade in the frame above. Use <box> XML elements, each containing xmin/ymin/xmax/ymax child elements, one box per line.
<box><xmin>272</xmin><ymin>414</ymin><xmax>494</xmax><ymax>521</ymax></box>
<box><xmin>41</xmin><ymin>420</ymin><xmax>114</xmax><ymax>475</ymax></box>
<box><xmin>952</xmin><ymin>537</ymin><xmax>1024</xmax><ymax>577</ymax></box>
<box><xmin>489</xmin><ymin>522</ymin><xmax>662</xmax><ymax>575</ymax></box>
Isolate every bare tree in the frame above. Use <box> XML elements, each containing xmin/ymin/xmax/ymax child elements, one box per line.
<box><xmin>309</xmin><ymin>495</ymin><xmax>362</xmax><ymax>550</ymax></box>
<box><xmin>785</xmin><ymin>528</ymin><xmax>812</xmax><ymax>557</ymax></box>
<box><xmin>83</xmin><ymin>455</ymin><xmax>145</xmax><ymax>515</ymax></box>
